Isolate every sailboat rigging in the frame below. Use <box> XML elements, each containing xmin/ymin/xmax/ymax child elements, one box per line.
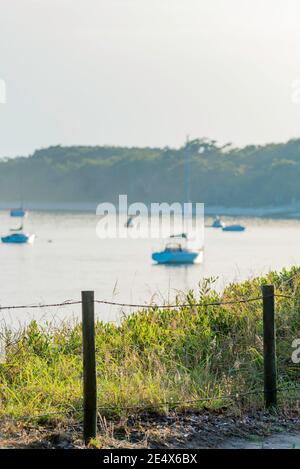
<box><xmin>1</xmin><ymin>171</ymin><xmax>35</xmax><ymax>244</ymax></box>
<box><xmin>152</xmin><ymin>137</ymin><xmax>203</xmax><ymax>264</ymax></box>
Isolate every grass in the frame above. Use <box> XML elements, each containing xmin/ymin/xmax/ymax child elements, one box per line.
<box><xmin>1</xmin><ymin>267</ymin><xmax>300</xmax><ymax>425</ymax></box>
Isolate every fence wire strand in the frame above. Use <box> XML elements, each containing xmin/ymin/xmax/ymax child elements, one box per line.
<box><xmin>0</xmin><ymin>296</ymin><xmax>265</xmax><ymax>311</ymax></box>
<box><xmin>2</xmin><ymin>292</ymin><xmax>300</xmax><ymax>312</ymax></box>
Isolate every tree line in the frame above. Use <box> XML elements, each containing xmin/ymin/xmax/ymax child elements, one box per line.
<box><xmin>1</xmin><ymin>138</ymin><xmax>300</xmax><ymax>208</ymax></box>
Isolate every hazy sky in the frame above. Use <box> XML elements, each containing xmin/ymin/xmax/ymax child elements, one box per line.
<box><xmin>1</xmin><ymin>0</ymin><xmax>300</xmax><ymax>157</ymax></box>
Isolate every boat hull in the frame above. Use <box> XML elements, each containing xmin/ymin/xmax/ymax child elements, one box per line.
<box><xmin>152</xmin><ymin>250</ymin><xmax>199</xmax><ymax>264</ymax></box>
<box><xmin>1</xmin><ymin>233</ymin><xmax>35</xmax><ymax>244</ymax></box>
<box><xmin>10</xmin><ymin>209</ymin><xmax>27</xmax><ymax>218</ymax></box>
<box><xmin>222</xmin><ymin>225</ymin><xmax>245</xmax><ymax>232</ymax></box>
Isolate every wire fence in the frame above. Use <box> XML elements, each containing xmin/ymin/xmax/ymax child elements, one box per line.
<box><xmin>0</xmin><ymin>295</ymin><xmax>265</xmax><ymax>311</ymax></box>
<box><xmin>0</xmin><ymin>300</ymin><xmax>81</xmax><ymax>311</ymax></box>
<box><xmin>0</xmin><ymin>287</ymin><xmax>300</xmax><ymax>441</ymax></box>
<box><xmin>1</xmin><ymin>292</ymin><xmax>300</xmax><ymax>312</ymax></box>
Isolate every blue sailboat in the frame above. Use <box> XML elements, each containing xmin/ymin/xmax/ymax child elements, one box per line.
<box><xmin>1</xmin><ymin>232</ymin><xmax>35</xmax><ymax>244</ymax></box>
<box><xmin>152</xmin><ymin>234</ymin><xmax>200</xmax><ymax>265</ymax></box>
<box><xmin>1</xmin><ymin>208</ymin><xmax>35</xmax><ymax>244</ymax></box>
<box><xmin>211</xmin><ymin>216</ymin><xmax>224</xmax><ymax>228</ymax></box>
<box><xmin>152</xmin><ymin>138</ymin><xmax>203</xmax><ymax>265</ymax></box>
<box><xmin>152</xmin><ymin>244</ymin><xmax>199</xmax><ymax>264</ymax></box>
<box><xmin>222</xmin><ymin>224</ymin><xmax>245</xmax><ymax>232</ymax></box>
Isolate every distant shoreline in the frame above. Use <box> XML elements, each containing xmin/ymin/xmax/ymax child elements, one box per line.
<box><xmin>1</xmin><ymin>201</ymin><xmax>300</xmax><ymax>218</ymax></box>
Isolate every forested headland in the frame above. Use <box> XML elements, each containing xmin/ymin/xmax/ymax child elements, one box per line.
<box><xmin>1</xmin><ymin>138</ymin><xmax>300</xmax><ymax>211</ymax></box>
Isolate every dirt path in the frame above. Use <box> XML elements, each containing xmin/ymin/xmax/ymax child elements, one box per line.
<box><xmin>219</xmin><ymin>431</ymin><xmax>300</xmax><ymax>449</ymax></box>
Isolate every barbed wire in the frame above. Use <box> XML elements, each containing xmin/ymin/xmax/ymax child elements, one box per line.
<box><xmin>0</xmin><ymin>300</ymin><xmax>81</xmax><ymax>311</ymax></box>
<box><xmin>94</xmin><ymin>296</ymin><xmax>264</xmax><ymax>309</ymax></box>
<box><xmin>274</xmin><ymin>293</ymin><xmax>300</xmax><ymax>300</ymax></box>
<box><xmin>0</xmin><ymin>296</ymin><xmax>265</xmax><ymax>311</ymax></box>
<box><xmin>1</xmin><ymin>291</ymin><xmax>300</xmax><ymax>312</ymax></box>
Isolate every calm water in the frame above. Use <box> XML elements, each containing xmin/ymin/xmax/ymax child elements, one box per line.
<box><xmin>0</xmin><ymin>210</ymin><xmax>300</xmax><ymax>326</ymax></box>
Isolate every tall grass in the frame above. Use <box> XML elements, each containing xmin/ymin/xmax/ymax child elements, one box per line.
<box><xmin>1</xmin><ymin>268</ymin><xmax>300</xmax><ymax>423</ymax></box>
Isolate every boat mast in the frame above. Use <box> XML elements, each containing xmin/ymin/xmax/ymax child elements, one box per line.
<box><xmin>184</xmin><ymin>135</ymin><xmax>192</xmax><ymax>235</ymax></box>
<box><xmin>19</xmin><ymin>166</ymin><xmax>24</xmax><ymax>210</ymax></box>
<box><xmin>184</xmin><ymin>134</ymin><xmax>191</xmax><ymax>203</ymax></box>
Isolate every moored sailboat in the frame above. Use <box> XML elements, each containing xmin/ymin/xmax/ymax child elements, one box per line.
<box><xmin>152</xmin><ymin>233</ymin><xmax>201</xmax><ymax>264</ymax></box>
<box><xmin>1</xmin><ymin>209</ymin><xmax>35</xmax><ymax>244</ymax></box>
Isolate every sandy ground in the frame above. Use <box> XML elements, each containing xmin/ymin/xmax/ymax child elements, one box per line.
<box><xmin>219</xmin><ymin>431</ymin><xmax>300</xmax><ymax>449</ymax></box>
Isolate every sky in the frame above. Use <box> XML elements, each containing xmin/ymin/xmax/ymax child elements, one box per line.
<box><xmin>1</xmin><ymin>0</ymin><xmax>300</xmax><ymax>157</ymax></box>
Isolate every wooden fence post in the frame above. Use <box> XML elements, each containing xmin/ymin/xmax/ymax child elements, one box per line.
<box><xmin>261</xmin><ymin>284</ymin><xmax>277</xmax><ymax>409</ymax></box>
<box><xmin>81</xmin><ymin>291</ymin><xmax>97</xmax><ymax>444</ymax></box>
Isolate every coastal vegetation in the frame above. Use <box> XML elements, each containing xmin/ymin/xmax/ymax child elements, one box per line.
<box><xmin>1</xmin><ymin>267</ymin><xmax>300</xmax><ymax>426</ymax></box>
<box><xmin>2</xmin><ymin>138</ymin><xmax>300</xmax><ymax>208</ymax></box>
